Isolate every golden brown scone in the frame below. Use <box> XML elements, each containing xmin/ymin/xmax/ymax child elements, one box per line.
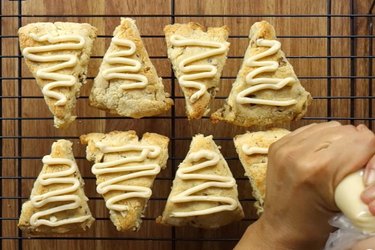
<box><xmin>157</xmin><ymin>134</ymin><xmax>244</xmax><ymax>228</ymax></box>
<box><xmin>233</xmin><ymin>128</ymin><xmax>290</xmax><ymax>214</ymax></box>
<box><xmin>164</xmin><ymin>22</ymin><xmax>230</xmax><ymax>119</ymax></box>
<box><xmin>18</xmin><ymin>140</ymin><xmax>94</xmax><ymax>234</ymax></box>
<box><xmin>212</xmin><ymin>21</ymin><xmax>311</xmax><ymax>127</ymax></box>
<box><xmin>90</xmin><ymin>18</ymin><xmax>173</xmax><ymax>118</ymax></box>
<box><xmin>80</xmin><ymin>130</ymin><xmax>169</xmax><ymax>231</ymax></box>
<box><xmin>18</xmin><ymin>22</ymin><xmax>97</xmax><ymax>128</ymax></box>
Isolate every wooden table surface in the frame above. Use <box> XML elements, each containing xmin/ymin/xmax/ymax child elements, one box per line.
<box><xmin>1</xmin><ymin>0</ymin><xmax>374</xmax><ymax>249</ymax></box>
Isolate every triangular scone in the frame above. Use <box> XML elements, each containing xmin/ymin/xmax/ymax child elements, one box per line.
<box><xmin>18</xmin><ymin>140</ymin><xmax>94</xmax><ymax>234</ymax></box>
<box><xmin>157</xmin><ymin>134</ymin><xmax>244</xmax><ymax>228</ymax></box>
<box><xmin>80</xmin><ymin>131</ymin><xmax>169</xmax><ymax>231</ymax></box>
<box><xmin>164</xmin><ymin>23</ymin><xmax>230</xmax><ymax>119</ymax></box>
<box><xmin>212</xmin><ymin>21</ymin><xmax>311</xmax><ymax>127</ymax></box>
<box><xmin>90</xmin><ymin>18</ymin><xmax>173</xmax><ymax>118</ymax></box>
<box><xmin>234</xmin><ymin>128</ymin><xmax>289</xmax><ymax>214</ymax></box>
<box><xmin>18</xmin><ymin>22</ymin><xmax>97</xmax><ymax>128</ymax></box>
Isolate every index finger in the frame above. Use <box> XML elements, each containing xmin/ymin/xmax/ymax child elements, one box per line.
<box><xmin>364</xmin><ymin>154</ymin><xmax>375</xmax><ymax>186</ymax></box>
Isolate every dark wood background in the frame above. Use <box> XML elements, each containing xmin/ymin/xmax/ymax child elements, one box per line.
<box><xmin>1</xmin><ymin>0</ymin><xmax>374</xmax><ymax>249</ymax></box>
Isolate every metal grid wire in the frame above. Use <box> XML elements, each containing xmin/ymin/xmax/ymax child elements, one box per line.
<box><xmin>0</xmin><ymin>0</ymin><xmax>375</xmax><ymax>249</ymax></box>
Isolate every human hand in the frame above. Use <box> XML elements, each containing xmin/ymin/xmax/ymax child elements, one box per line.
<box><xmin>351</xmin><ymin>236</ymin><xmax>375</xmax><ymax>250</ymax></box>
<box><xmin>235</xmin><ymin>122</ymin><xmax>375</xmax><ymax>250</ymax></box>
<box><xmin>361</xmin><ymin>154</ymin><xmax>375</xmax><ymax>215</ymax></box>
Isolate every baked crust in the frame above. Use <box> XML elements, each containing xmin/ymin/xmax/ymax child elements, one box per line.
<box><xmin>90</xmin><ymin>18</ymin><xmax>173</xmax><ymax>118</ymax></box>
<box><xmin>18</xmin><ymin>140</ymin><xmax>95</xmax><ymax>234</ymax></box>
<box><xmin>18</xmin><ymin>22</ymin><xmax>97</xmax><ymax>128</ymax></box>
<box><xmin>157</xmin><ymin>134</ymin><xmax>244</xmax><ymax>228</ymax></box>
<box><xmin>211</xmin><ymin>21</ymin><xmax>311</xmax><ymax>127</ymax></box>
<box><xmin>233</xmin><ymin>128</ymin><xmax>289</xmax><ymax>214</ymax></box>
<box><xmin>80</xmin><ymin>130</ymin><xmax>169</xmax><ymax>231</ymax></box>
<box><xmin>164</xmin><ymin>22</ymin><xmax>229</xmax><ymax>119</ymax></box>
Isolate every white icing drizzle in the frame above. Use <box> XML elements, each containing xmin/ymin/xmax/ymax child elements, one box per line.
<box><xmin>22</xmin><ymin>34</ymin><xmax>85</xmax><ymax>106</ymax></box>
<box><xmin>92</xmin><ymin>143</ymin><xmax>161</xmax><ymax>212</ymax></box>
<box><xmin>236</xmin><ymin>39</ymin><xmax>298</xmax><ymax>106</ymax></box>
<box><xmin>170</xmin><ymin>35</ymin><xmax>228</xmax><ymax>103</ymax></box>
<box><xmin>242</xmin><ymin>145</ymin><xmax>268</xmax><ymax>155</ymax></box>
<box><xmin>170</xmin><ymin>150</ymin><xmax>238</xmax><ymax>217</ymax></box>
<box><xmin>29</xmin><ymin>155</ymin><xmax>91</xmax><ymax>227</ymax></box>
<box><xmin>102</xmin><ymin>37</ymin><xmax>148</xmax><ymax>90</ymax></box>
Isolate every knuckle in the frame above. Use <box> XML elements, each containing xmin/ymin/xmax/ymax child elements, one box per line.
<box><xmin>269</xmin><ymin>139</ymin><xmax>287</xmax><ymax>157</ymax></box>
<box><xmin>328</xmin><ymin>121</ymin><xmax>341</xmax><ymax>126</ymax></box>
<box><xmin>356</xmin><ymin>124</ymin><xmax>368</xmax><ymax>131</ymax></box>
<box><xmin>268</xmin><ymin>141</ymin><xmax>279</xmax><ymax>154</ymax></box>
<box><xmin>268</xmin><ymin>144</ymin><xmax>295</xmax><ymax>171</ymax></box>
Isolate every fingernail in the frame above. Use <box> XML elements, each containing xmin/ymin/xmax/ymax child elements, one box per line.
<box><xmin>365</xmin><ymin>169</ymin><xmax>375</xmax><ymax>186</ymax></box>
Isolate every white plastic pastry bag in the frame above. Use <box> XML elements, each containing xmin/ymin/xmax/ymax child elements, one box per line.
<box><xmin>324</xmin><ymin>170</ymin><xmax>375</xmax><ymax>250</ymax></box>
<box><xmin>325</xmin><ymin>214</ymin><xmax>372</xmax><ymax>250</ymax></box>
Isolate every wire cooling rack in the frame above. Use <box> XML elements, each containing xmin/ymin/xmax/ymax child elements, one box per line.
<box><xmin>1</xmin><ymin>0</ymin><xmax>374</xmax><ymax>249</ymax></box>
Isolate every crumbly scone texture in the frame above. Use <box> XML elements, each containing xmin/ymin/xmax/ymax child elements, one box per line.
<box><xmin>157</xmin><ymin>134</ymin><xmax>244</xmax><ymax>229</ymax></box>
<box><xmin>80</xmin><ymin>130</ymin><xmax>169</xmax><ymax>231</ymax></box>
<box><xmin>18</xmin><ymin>140</ymin><xmax>95</xmax><ymax>234</ymax></box>
<box><xmin>211</xmin><ymin>21</ymin><xmax>312</xmax><ymax>127</ymax></box>
<box><xmin>90</xmin><ymin>18</ymin><xmax>173</xmax><ymax>118</ymax></box>
<box><xmin>18</xmin><ymin>22</ymin><xmax>97</xmax><ymax>129</ymax></box>
<box><xmin>234</xmin><ymin>128</ymin><xmax>290</xmax><ymax>214</ymax></box>
<box><xmin>164</xmin><ymin>22</ymin><xmax>229</xmax><ymax>119</ymax></box>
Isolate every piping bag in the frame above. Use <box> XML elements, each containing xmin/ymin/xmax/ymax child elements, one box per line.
<box><xmin>325</xmin><ymin>170</ymin><xmax>375</xmax><ymax>250</ymax></box>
